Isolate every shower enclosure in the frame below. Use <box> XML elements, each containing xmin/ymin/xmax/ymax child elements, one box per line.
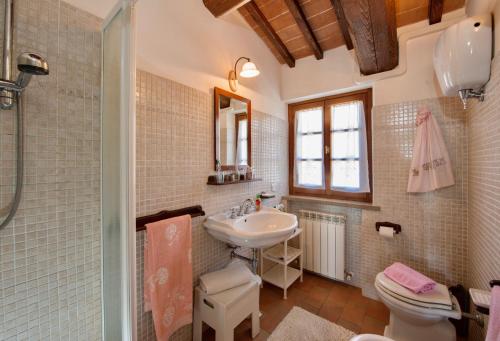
<box><xmin>101</xmin><ymin>0</ymin><xmax>137</xmax><ymax>340</ymax></box>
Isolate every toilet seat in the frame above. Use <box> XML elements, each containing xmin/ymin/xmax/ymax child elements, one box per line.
<box><xmin>375</xmin><ymin>273</ymin><xmax>461</xmax><ymax>320</ymax></box>
<box><xmin>376</xmin><ymin>273</ymin><xmax>453</xmax><ymax>310</ymax></box>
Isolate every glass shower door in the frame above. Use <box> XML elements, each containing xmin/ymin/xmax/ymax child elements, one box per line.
<box><xmin>101</xmin><ymin>1</ymin><xmax>136</xmax><ymax>340</ymax></box>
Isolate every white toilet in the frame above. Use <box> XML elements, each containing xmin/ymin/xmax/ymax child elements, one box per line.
<box><xmin>374</xmin><ymin>272</ymin><xmax>462</xmax><ymax>341</ymax></box>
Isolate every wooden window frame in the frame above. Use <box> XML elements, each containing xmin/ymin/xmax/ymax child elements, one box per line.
<box><xmin>288</xmin><ymin>88</ymin><xmax>373</xmax><ymax>203</ymax></box>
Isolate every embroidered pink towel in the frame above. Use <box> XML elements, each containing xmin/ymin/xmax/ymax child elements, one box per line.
<box><xmin>486</xmin><ymin>286</ymin><xmax>500</xmax><ymax>341</ymax></box>
<box><xmin>144</xmin><ymin>215</ymin><xmax>193</xmax><ymax>340</ymax></box>
<box><xmin>384</xmin><ymin>262</ymin><xmax>436</xmax><ymax>294</ymax></box>
<box><xmin>407</xmin><ymin>107</ymin><xmax>455</xmax><ymax>193</ymax></box>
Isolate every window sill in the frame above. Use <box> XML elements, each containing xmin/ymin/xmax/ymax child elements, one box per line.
<box><xmin>282</xmin><ymin>195</ymin><xmax>381</xmax><ymax>211</ymax></box>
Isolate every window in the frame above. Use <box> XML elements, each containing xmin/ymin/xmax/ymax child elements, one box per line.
<box><xmin>289</xmin><ymin>89</ymin><xmax>373</xmax><ymax>202</ymax></box>
<box><xmin>235</xmin><ymin>114</ymin><xmax>248</xmax><ymax>165</ymax></box>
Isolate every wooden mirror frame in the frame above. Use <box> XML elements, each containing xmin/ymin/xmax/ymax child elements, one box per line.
<box><xmin>214</xmin><ymin>87</ymin><xmax>252</xmax><ymax>171</ymax></box>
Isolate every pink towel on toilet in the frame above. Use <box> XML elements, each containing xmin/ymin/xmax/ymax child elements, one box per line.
<box><xmin>486</xmin><ymin>286</ymin><xmax>500</xmax><ymax>341</ymax></box>
<box><xmin>144</xmin><ymin>215</ymin><xmax>193</xmax><ymax>340</ymax></box>
<box><xmin>384</xmin><ymin>262</ymin><xmax>436</xmax><ymax>294</ymax></box>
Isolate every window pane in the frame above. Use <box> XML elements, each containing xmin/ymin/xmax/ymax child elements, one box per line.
<box><xmin>297</xmin><ymin>107</ymin><xmax>323</xmax><ymax>133</ymax></box>
<box><xmin>297</xmin><ymin>134</ymin><xmax>323</xmax><ymax>159</ymax></box>
<box><xmin>296</xmin><ymin>161</ymin><xmax>323</xmax><ymax>187</ymax></box>
<box><xmin>331</xmin><ymin>160</ymin><xmax>360</xmax><ymax>189</ymax></box>
<box><xmin>331</xmin><ymin>131</ymin><xmax>359</xmax><ymax>159</ymax></box>
<box><xmin>331</xmin><ymin>101</ymin><xmax>360</xmax><ymax>130</ymax></box>
<box><xmin>238</xmin><ymin>140</ymin><xmax>247</xmax><ymax>165</ymax></box>
<box><xmin>238</xmin><ymin>120</ymin><xmax>247</xmax><ymax>139</ymax></box>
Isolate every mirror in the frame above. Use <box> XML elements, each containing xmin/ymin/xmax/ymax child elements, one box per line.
<box><xmin>214</xmin><ymin>87</ymin><xmax>251</xmax><ymax>170</ymax></box>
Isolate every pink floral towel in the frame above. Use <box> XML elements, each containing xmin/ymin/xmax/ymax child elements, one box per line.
<box><xmin>384</xmin><ymin>262</ymin><xmax>436</xmax><ymax>294</ymax></box>
<box><xmin>144</xmin><ymin>215</ymin><xmax>193</xmax><ymax>340</ymax></box>
<box><xmin>486</xmin><ymin>286</ymin><xmax>500</xmax><ymax>341</ymax></box>
<box><xmin>407</xmin><ymin>107</ymin><xmax>455</xmax><ymax>193</ymax></box>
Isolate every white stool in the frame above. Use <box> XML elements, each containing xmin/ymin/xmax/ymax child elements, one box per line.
<box><xmin>193</xmin><ymin>279</ymin><xmax>260</xmax><ymax>341</ymax></box>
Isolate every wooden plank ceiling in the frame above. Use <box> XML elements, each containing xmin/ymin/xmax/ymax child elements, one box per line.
<box><xmin>237</xmin><ymin>0</ymin><xmax>464</xmax><ymax>69</ymax></box>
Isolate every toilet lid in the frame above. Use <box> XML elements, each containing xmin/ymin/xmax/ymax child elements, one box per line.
<box><xmin>376</xmin><ymin>272</ymin><xmax>453</xmax><ymax>310</ymax></box>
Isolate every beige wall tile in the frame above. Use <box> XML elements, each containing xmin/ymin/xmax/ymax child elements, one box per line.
<box><xmin>0</xmin><ymin>1</ymin><xmax>102</xmax><ymax>340</ymax></box>
<box><xmin>467</xmin><ymin>56</ymin><xmax>500</xmax><ymax>341</ymax></box>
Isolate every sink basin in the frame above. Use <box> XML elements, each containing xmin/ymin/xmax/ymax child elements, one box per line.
<box><xmin>204</xmin><ymin>207</ymin><xmax>298</xmax><ymax>248</ymax></box>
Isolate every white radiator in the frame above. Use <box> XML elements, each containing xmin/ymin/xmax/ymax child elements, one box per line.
<box><xmin>299</xmin><ymin>210</ymin><xmax>346</xmax><ymax>281</ymax></box>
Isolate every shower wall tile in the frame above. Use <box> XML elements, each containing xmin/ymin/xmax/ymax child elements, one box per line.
<box><xmin>135</xmin><ymin>69</ymin><xmax>288</xmax><ymax>341</ymax></box>
<box><xmin>467</xmin><ymin>56</ymin><xmax>500</xmax><ymax>341</ymax></box>
<box><xmin>0</xmin><ymin>1</ymin><xmax>101</xmax><ymax>340</ymax></box>
<box><xmin>287</xmin><ymin>97</ymin><xmax>468</xmax><ymax>298</ymax></box>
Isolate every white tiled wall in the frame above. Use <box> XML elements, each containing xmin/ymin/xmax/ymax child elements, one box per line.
<box><xmin>0</xmin><ymin>1</ymin><xmax>101</xmax><ymax>340</ymax></box>
<box><xmin>467</xmin><ymin>56</ymin><xmax>500</xmax><ymax>340</ymax></box>
<box><xmin>135</xmin><ymin>69</ymin><xmax>288</xmax><ymax>340</ymax></box>
<box><xmin>288</xmin><ymin>97</ymin><xmax>468</xmax><ymax>298</ymax></box>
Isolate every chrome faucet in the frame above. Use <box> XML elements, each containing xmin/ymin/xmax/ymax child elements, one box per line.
<box><xmin>239</xmin><ymin>198</ymin><xmax>255</xmax><ymax>216</ymax></box>
<box><xmin>229</xmin><ymin>198</ymin><xmax>256</xmax><ymax>219</ymax></box>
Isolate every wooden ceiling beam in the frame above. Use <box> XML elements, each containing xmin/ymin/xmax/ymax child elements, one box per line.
<box><xmin>284</xmin><ymin>0</ymin><xmax>323</xmax><ymax>60</ymax></box>
<box><xmin>244</xmin><ymin>1</ymin><xmax>296</xmax><ymax>67</ymax></box>
<box><xmin>428</xmin><ymin>0</ymin><xmax>444</xmax><ymax>25</ymax></box>
<box><xmin>338</xmin><ymin>0</ymin><xmax>398</xmax><ymax>75</ymax></box>
<box><xmin>203</xmin><ymin>0</ymin><xmax>250</xmax><ymax>17</ymax></box>
<box><xmin>330</xmin><ymin>0</ymin><xmax>354</xmax><ymax>50</ymax></box>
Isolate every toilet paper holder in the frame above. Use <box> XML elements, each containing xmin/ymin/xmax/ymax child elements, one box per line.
<box><xmin>375</xmin><ymin>222</ymin><xmax>402</xmax><ymax>234</ymax></box>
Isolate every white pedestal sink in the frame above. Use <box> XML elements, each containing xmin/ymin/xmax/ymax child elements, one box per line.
<box><xmin>203</xmin><ymin>207</ymin><xmax>298</xmax><ymax>248</ymax></box>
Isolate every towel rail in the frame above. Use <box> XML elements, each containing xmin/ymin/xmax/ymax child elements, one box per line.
<box><xmin>136</xmin><ymin>205</ymin><xmax>205</xmax><ymax>232</ymax></box>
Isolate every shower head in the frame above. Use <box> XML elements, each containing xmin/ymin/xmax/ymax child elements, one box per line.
<box><xmin>15</xmin><ymin>53</ymin><xmax>49</xmax><ymax>89</ymax></box>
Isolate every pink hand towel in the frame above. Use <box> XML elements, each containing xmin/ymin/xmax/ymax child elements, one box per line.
<box><xmin>384</xmin><ymin>262</ymin><xmax>436</xmax><ymax>294</ymax></box>
<box><xmin>486</xmin><ymin>286</ymin><xmax>500</xmax><ymax>341</ymax></box>
<box><xmin>144</xmin><ymin>215</ymin><xmax>193</xmax><ymax>340</ymax></box>
<box><xmin>407</xmin><ymin>108</ymin><xmax>455</xmax><ymax>193</ymax></box>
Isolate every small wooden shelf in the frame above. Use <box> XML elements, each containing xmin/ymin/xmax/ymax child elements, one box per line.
<box><xmin>207</xmin><ymin>178</ymin><xmax>262</xmax><ymax>185</ymax></box>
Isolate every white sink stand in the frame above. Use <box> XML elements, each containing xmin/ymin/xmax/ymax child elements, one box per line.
<box><xmin>260</xmin><ymin>228</ymin><xmax>303</xmax><ymax>299</ymax></box>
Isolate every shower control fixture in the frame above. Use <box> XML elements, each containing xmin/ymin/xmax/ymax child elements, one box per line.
<box><xmin>16</xmin><ymin>52</ymin><xmax>49</xmax><ymax>87</ymax></box>
<box><xmin>0</xmin><ymin>0</ymin><xmax>49</xmax><ymax>230</ymax></box>
<box><xmin>0</xmin><ymin>53</ymin><xmax>49</xmax><ymax>94</ymax></box>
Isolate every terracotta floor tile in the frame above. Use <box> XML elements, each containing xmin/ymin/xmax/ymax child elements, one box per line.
<box><xmin>261</xmin><ymin>295</ymin><xmax>291</xmax><ymax>316</ymax></box>
<box><xmin>260</xmin><ymin>285</ymin><xmax>282</xmax><ymax>309</ymax></box>
<box><xmin>365</xmin><ymin>299</ymin><xmax>390</xmax><ymax>324</ymax></box>
<box><xmin>312</xmin><ymin>274</ymin><xmax>336</xmax><ymax>290</ymax></box>
<box><xmin>260</xmin><ymin>303</ymin><xmax>292</xmax><ymax>333</ymax></box>
<box><xmin>290</xmin><ymin>273</ymin><xmax>316</xmax><ymax>293</ymax></box>
<box><xmin>337</xmin><ymin>318</ymin><xmax>361</xmax><ymax>334</ymax></box>
<box><xmin>346</xmin><ymin>292</ymin><xmax>373</xmax><ymax>309</ymax></box>
<box><xmin>325</xmin><ymin>286</ymin><xmax>351</xmax><ymax>307</ymax></box>
<box><xmin>294</xmin><ymin>299</ymin><xmax>320</xmax><ymax>315</ymax></box>
<box><xmin>318</xmin><ymin>303</ymin><xmax>343</xmax><ymax>322</ymax></box>
<box><xmin>203</xmin><ymin>318</ymin><xmax>268</xmax><ymax>341</ymax></box>
<box><xmin>233</xmin><ymin>318</ymin><xmax>270</xmax><ymax>341</ymax></box>
<box><xmin>340</xmin><ymin>303</ymin><xmax>366</xmax><ymax>326</ymax></box>
<box><xmin>360</xmin><ymin>315</ymin><xmax>386</xmax><ymax>335</ymax></box>
<box><xmin>303</xmin><ymin>285</ymin><xmax>331</xmax><ymax>308</ymax></box>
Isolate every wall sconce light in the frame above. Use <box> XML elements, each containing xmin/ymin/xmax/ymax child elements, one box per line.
<box><xmin>228</xmin><ymin>57</ymin><xmax>260</xmax><ymax>92</ymax></box>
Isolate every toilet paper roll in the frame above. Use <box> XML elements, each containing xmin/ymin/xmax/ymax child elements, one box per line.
<box><xmin>379</xmin><ymin>226</ymin><xmax>395</xmax><ymax>239</ymax></box>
